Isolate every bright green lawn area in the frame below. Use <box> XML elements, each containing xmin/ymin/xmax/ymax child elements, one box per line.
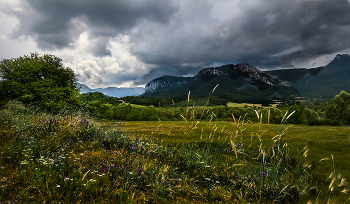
<box><xmin>103</xmin><ymin>121</ymin><xmax>350</xmax><ymax>179</ymax></box>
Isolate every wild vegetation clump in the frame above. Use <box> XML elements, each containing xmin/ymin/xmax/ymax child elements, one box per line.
<box><xmin>1</xmin><ymin>100</ymin><xmax>348</xmax><ymax>203</ymax></box>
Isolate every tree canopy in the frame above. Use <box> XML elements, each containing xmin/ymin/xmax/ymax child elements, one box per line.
<box><xmin>0</xmin><ymin>52</ymin><xmax>80</xmax><ymax>109</ymax></box>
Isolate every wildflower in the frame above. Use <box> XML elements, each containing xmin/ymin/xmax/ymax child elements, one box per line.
<box><xmin>341</xmin><ymin>189</ymin><xmax>348</xmax><ymax>194</ymax></box>
<box><xmin>205</xmin><ymin>178</ymin><xmax>211</xmax><ymax>181</ymax></box>
<box><xmin>121</xmin><ymin>167</ymin><xmax>125</xmax><ymax>171</ymax></box>
<box><xmin>111</xmin><ymin>164</ymin><xmax>115</xmax><ymax>167</ymax></box>
<box><xmin>204</xmin><ymin>165</ymin><xmax>210</xmax><ymax>168</ymax></box>
<box><xmin>20</xmin><ymin>160</ymin><xmax>28</xmax><ymax>165</ymax></box>
<box><xmin>56</xmin><ymin>185</ymin><xmax>60</xmax><ymax>188</ymax></box>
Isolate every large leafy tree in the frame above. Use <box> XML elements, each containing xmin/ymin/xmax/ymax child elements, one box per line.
<box><xmin>334</xmin><ymin>90</ymin><xmax>350</xmax><ymax>124</ymax></box>
<box><xmin>0</xmin><ymin>52</ymin><xmax>80</xmax><ymax>109</ymax></box>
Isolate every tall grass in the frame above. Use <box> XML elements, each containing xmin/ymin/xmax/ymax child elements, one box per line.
<box><xmin>0</xmin><ymin>100</ymin><xmax>349</xmax><ymax>203</ymax></box>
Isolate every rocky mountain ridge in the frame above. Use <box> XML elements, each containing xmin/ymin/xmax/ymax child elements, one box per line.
<box><xmin>143</xmin><ymin>54</ymin><xmax>350</xmax><ymax>103</ymax></box>
<box><xmin>146</xmin><ymin>63</ymin><xmax>292</xmax><ymax>94</ymax></box>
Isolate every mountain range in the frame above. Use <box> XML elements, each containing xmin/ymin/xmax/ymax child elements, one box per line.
<box><xmin>77</xmin><ymin>82</ymin><xmax>144</xmax><ymax>98</ymax></box>
<box><xmin>142</xmin><ymin>54</ymin><xmax>350</xmax><ymax>103</ymax></box>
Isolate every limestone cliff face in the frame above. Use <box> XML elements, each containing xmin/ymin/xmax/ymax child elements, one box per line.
<box><xmin>229</xmin><ymin>63</ymin><xmax>291</xmax><ymax>87</ymax></box>
<box><xmin>145</xmin><ymin>78</ymin><xmax>169</xmax><ymax>93</ymax></box>
<box><xmin>145</xmin><ymin>76</ymin><xmax>191</xmax><ymax>93</ymax></box>
<box><xmin>194</xmin><ymin>67</ymin><xmax>226</xmax><ymax>81</ymax></box>
<box><xmin>193</xmin><ymin>63</ymin><xmax>291</xmax><ymax>86</ymax></box>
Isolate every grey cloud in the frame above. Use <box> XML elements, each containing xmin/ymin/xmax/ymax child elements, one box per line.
<box><xmin>131</xmin><ymin>0</ymin><xmax>350</xmax><ymax>71</ymax></box>
<box><xmin>87</xmin><ymin>37</ymin><xmax>112</xmax><ymax>57</ymax></box>
<box><xmin>80</xmin><ymin>69</ymin><xmax>103</xmax><ymax>85</ymax></box>
<box><xmin>299</xmin><ymin>1</ymin><xmax>350</xmax><ymax>54</ymax></box>
<box><xmin>6</xmin><ymin>0</ymin><xmax>179</xmax><ymax>53</ymax></box>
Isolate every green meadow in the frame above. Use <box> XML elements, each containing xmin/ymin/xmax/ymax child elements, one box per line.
<box><xmin>1</xmin><ymin>101</ymin><xmax>350</xmax><ymax>203</ymax></box>
<box><xmin>115</xmin><ymin>121</ymin><xmax>350</xmax><ymax>179</ymax></box>
<box><xmin>1</xmin><ymin>94</ymin><xmax>350</xmax><ymax>203</ymax></box>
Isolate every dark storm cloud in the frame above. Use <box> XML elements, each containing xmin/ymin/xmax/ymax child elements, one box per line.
<box><xmin>5</xmin><ymin>0</ymin><xmax>179</xmax><ymax>55</ymax></box>
<box><xmin>298</xmin><ymin>1</ymin><xmax>350</xmax><ymax>52</ymax></box>
<box><xmin>131</xmin><ymin>0</ymin><xmax>350</xmax><ymax>70</ymax></box>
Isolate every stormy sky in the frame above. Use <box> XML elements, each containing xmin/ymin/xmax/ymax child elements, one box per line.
<box><xmin>1</xmin><ymin>0</ymin><xmax>350</xmax><ymax>89</ymax></box>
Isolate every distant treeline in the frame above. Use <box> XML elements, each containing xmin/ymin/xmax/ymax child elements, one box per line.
<box><xmin>79</xmin><ymin>90</ymin><xmax>350</xmax><ymax>126</ymax></box>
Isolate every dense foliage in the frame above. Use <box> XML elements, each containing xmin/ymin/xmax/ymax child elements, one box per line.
<box><xmin>78</xmin><ymin>90</ymin><xmax>350</xmax><ymax>126</ymax></box>
<box><xmin>0</xmin><ymin>53</ymin><xmax>80</xmax><ymax>109</ymax></box>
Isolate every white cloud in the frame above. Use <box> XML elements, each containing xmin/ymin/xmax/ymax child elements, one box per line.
<box><xmin>61</xmin><ymin>34</ymin><xmax>152</xmax><ymax>88</ymax></box>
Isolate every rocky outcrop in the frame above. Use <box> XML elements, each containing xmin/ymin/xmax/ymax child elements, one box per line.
<box><xmin>230</xmin><ymin>63</ymin><xmax>291</xmax><ymax>87</ymax></box>
<box><xmin>145</xmin><ymin>76</ymin><xmax>192</xmax><ymax>93</ymax></box>
<box><xmin>145</xmin><ymin>78</ymin><xmax>170</xmax><ymax>93</ymax></box>
<box><xmin>194</xmin><ymin>67</ymin><xmax>226</xmax><ymax>81</ymax></box>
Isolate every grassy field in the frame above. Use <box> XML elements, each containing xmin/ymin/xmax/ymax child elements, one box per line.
<box><xmin>1</xmin><ymin>101</ymin><xmax>350</xmax><ymax>203</ymax></box>
<box><xmin>107</xmin><ymin>121</ymin><xmax>350</xmax><ymax>179</ymax></box>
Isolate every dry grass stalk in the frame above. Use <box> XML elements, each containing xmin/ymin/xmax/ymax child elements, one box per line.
<box><xmin>188</xmin><ymin>90</ymin><xmax>190</xmax><ymax>103</ymax></box>
<box><xmin>212</xmin><ymin>83</ymin><xmax>220</xmax><ymax>93</ymax></box>
<box><xmin>281</xmin><ymin>110</ymin><xmax>288</xmax><ymax>123</ymax></box>
<box><xmin>285</xmin><ymin>110</ymin><xmax>296</xmax><ymax>121</ymax></box>
<box><xmin>255</xmin><ymin>110</ymin><xmax>259</xmax><ymax>120</ymax></box>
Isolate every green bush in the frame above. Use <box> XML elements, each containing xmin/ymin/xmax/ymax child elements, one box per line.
<box><xmin>0</xmin><ymin>53</ymin><xmax>80</xmax><ymax>109</ymax></box>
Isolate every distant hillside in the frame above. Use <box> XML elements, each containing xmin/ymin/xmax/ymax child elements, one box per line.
<box><xmin>268</xmin><ymin>54</ymin><xmax>350</xmax><ymax>101</ymax></box>
<box><xmin>142</xmin><ymin>54</ymin><xmax>350</xmax><ymax>103</ymax></box>
<box><xmin>296</xmin><ymin>54</ymin><xmax>350</xmax><ymax>101</ymax></box>
<box><xmin>77</xmin><ymin>83</ymin><xmax>144</xmax><ymax>98</ymax></box>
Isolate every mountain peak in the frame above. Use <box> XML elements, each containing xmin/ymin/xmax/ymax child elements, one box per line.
<box><xmin>335</xmin><ymin>53</ymin><xmax>350</xmax><ymax>59</ymax></box>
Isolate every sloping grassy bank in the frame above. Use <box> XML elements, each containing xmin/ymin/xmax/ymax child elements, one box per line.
<box><xmin>0</xmin><ymin>101</ymin><xmax>349</xmax><ymax>203</ymax></box>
